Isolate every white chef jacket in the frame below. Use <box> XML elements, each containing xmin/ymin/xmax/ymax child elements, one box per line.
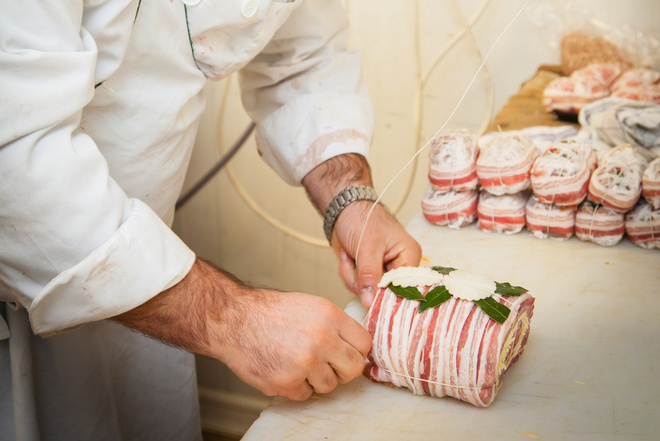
<box><xmin>0</xmin><ymin>0</ymin><xmax>374</xmax><ymax>439</ymax></box>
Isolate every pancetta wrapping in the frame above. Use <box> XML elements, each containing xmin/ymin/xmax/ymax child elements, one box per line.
<box><xmin>476</xmin><ymin>132</ymin><xmax>539</xmax><ymax>196</ymax></box>
<box><xmin>428</xmin><ymin>129</ymin><xmax>479</xmax><ymax>192</ymax></box>
<box><xmin>587</xmin><ymin>144</ymin><xmax>648</xmax><ymax>213</ymax></box>
<box><xmin>477</xmin><ymin>191</ymin><xmax>527</xmax><ymax>234</ymax></box>
<box><xmin>575</xmin><ymin>200</ymin><xmax>625</xmax><ymax>246</ymax></box>
<box><xmin>642</xmin><ymin>157</ymin><xmax>660</xmax><ymax>209</ymax></box>
<box><xmin>610</xmin><ymin>68</ymin><xmax>660</xmax><ymax>104</ymax></box>
<box><xmin>530</xmin><ymin>142</ymin><xmax>598</xmax><ymax>206</ymax></box>
<box><xmin>421</xmin><ymin>187</ymin><xmax>478</xmax><ymax>229</ymax></box>
<box><xmin>364</xmin><ymin>269</ymin><xmax>535</xmax><ymax>408</ymax></box>
<box><xmin>625</xmin><ymin>200</ymin><xmax>660</xmax><ymax>250</ymax></box>
<box><xmin>525</xmin><ymin>195</ymin><xmax>576</xmax><ymax>240</ymax></box>
<box><xmin>543</xmin><ymin>63</ymin><xmax>621</xmax><ymax>115</ymax></box>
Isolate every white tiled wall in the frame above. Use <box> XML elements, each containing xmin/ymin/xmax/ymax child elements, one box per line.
<box><xmin>172</xmin><ymin>0</ymin><xmax>659</xmax><ymax>434</ymax></box>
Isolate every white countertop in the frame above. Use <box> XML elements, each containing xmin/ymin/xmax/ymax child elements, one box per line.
<box><xmin>243</xmin><ymin>211</ymin><xmax>660</xmax><ymax>441</ymax></box>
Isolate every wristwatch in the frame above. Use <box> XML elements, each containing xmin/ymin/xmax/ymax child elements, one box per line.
<box><xmin>323</xmin><ymin>185</ymin><xmax>379</xmax><ymax>242</ymax></box>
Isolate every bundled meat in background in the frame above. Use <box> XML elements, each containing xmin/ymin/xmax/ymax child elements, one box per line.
<box><xmin>610</xmin><ymin>68</ymin><xmax>660</xmax><ymax>104</ymax></box>
<box><xmin>477</xmin><ymin>191</ymin><xmax>527</xmax><ymax>234</ymax></box>
<box><xmin>364</xmin><ymin>267</ymin><xmax>535</xmax><ymax>408</ymax></box>
<box><xmin>588</xmin><ymin>144</ymin><xmax>648</xmax><ymax>212</ymax></box>
<box><xmin>530</xmin><ymin>141</ymin><xmax>598</xmax><ymax>206</ymax></box>
<box><xmin>642</xmin><ymin>157</ymin><xmax>660</xmax><ymax>209</ymax></box>
<box><xmin>476</xmin><ymin>131</ymin><xmax>539</xmax><ymax>196</ymax></box>
<box><xmin>428</xmin><ymin>129</ymin><xmax>479</xmax><ymax>192</ymax></box>
<box><xmin>575</xmin><ymin>200</ymin><xmax>625</xmax><ymax>246</ymax></box>
<box><xmin>421</xmin><ymin>187</ymin><xmax>478</xmax><ymax>229</ymax></box>
<box><xmin>543</xmin><ymin>63</ymin><xmax>622</xmax><ymax>117</ymax></box>
<box><xmin>625</xmin><ymin>200</ymin><xmax>660</xmax><ymax>250</ymax></box>
<box><xmin>526</xmin><ymin>195</ymin><xmax>576</xmax><ymax>240</ymax></box>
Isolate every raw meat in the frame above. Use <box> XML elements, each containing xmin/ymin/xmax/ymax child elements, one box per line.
<box><xmin>625</xmin><ymin>200</ymin><xmax>660</xmax><ymax>249</ymax></box>
<box><xmin>476</xmin><ymin>131</ymin><xmax>539</xmax><ymax>196</ymax></box>
<box><xmin>525</xmin><ymin>195</ymin><xmax>576</xmax><ymax>240</ymax></box>
<box><xmin>530</xmin><ymin>142</ymin><xmax>598</xmax><ymax>206</ymax></box>
<box><xmin>642</xmin><ymin>157</ymin><xmax>660</xmax><ymax>209</ymax></box>
<box><xmin>477</xmin><ymin>191</ymin><xmax>527</xmax><ymax>234</ymax></box>
<box><xmin>610</xmin><ymin>68</ymin><xmax>660</xmax><ymax>104</ymax></box>
<box><xmin>364</xmin><ymin>277</ymin><xmax>535</xmax><ymax>408</ymax></box>
<box><xmin>428</xmin><ymin>129</ymin><xmax>480</xmax><ymax>192</ymax></box>
<box><xmin>421</xmin><ymin>187</ymin><xmax>478</xmax><ymax>229</ymax></box>
<box><xmin>575</xmin><ymin>200</ymin><xmax>625</xmax><ymax>246</ymax></box>
<box><xmin>587</xmin><ymin>144</ymin><xmax>648</xmax><ymax>213</ymax></box>
<box><xmin>543</xmin><ymin>63</ymin><xmax>621</xmax><ymax>114</ymax></box>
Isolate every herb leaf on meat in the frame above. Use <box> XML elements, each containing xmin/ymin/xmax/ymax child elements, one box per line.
<box><xmin>473</xmin><ymin>297</ymin><xmax>511</xmax><ymax>324</ymax></box>
<box><xmin>418</xmin><ymin>285</ymin><xmax>452</xmax><ymax>313</ymax></box>
<box><xmin>495</xmin><ymin>282</ymin><xmax>528</xmax><ymax>296</ymax></box>
<box><xmin>388</xmin><ymin>284</ymin><xmax>426</xmax><ymax>302</ymax></box>
<box><xmin>431</xmin><ymin>266</ymin><xmax>456</xmax><ymax>275</ymax></box>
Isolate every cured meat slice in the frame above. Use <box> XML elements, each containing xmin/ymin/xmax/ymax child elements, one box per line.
<box><xmin>610</xmin><ymin>68</ymin><xmax>660</xmax><ymax>104</ymax></box>
<box><xmin>364</xmin><ymin>275</ymin><xmax>535</xmax><ymax>408</ymax></box>
<box><xmin>477</xmin><ymin>191</ymin><xmax>527</xmax><ymax>234</ymax></box>
<box><xmin>625</xmin><ymin>200</ymin><xmax>660</xmax><ymax>249</ymax></box>
<box><xmin>428</xmin><ymin>129</ymin><xmax>479</xmax><ymax>192</ymax></box>
<box><xmin>543</xmin><ymin>63</ymin><xmax>621</xmax><ymax>114</ymax></box>
<box><xmin>587</xmin><ymin>144</ymin><xmax>648</xmax><ymax>213</ymax></box>
<box><xmin>525</xmin><ymin>195</ymin><xmax>576</xmax><ymax>240</ymax></box>
<box><xmin>642</xmin><ymin>157</ymin><xmax>660</xmax><ymax>209</ymax></box>
<box><xmin>421</xmin><ymin>187</ymin><xmax>478</xmax><ymax>229</ymax></box>
<box><xmin>530</xmin><ymin>142</ymin><xmax>598</xmax><ymax>206</ymax></box>
<box><xmin>476</xmin><ymin>131</ymin><xmax>539</xmax><ymax>196</ymax></box>
<box><xmin>575</xmin><ymin>200</ymin><xmax>625</xmax><ymax>246</ymax></box>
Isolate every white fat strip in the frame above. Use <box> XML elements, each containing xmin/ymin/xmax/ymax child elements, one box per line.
<box><xmin>378</xmin><ymin>266</ymin><xmax>445</xmax><ymax>288</ymax></box>
<box><xmin>443</xmin><ymin>270</ymin><xmax>496</xmax><ymax>301</ymax></box>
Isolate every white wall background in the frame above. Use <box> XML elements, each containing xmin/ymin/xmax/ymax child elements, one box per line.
<box><xmin>172</xmin><ymin>0</ymin><xmax>659</xmax><ymax>435</ymax></box>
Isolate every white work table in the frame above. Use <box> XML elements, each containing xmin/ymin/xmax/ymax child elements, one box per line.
<box><xmin>243</xmin><ymin>211</ymin><xmax>660</xmax><ymax>441</ymax></box>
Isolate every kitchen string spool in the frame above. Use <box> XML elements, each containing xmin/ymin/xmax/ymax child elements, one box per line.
<box><xmin>355</xmin><ymin>0</ymin><xmax>532</xmax><ymax>264</ymax></box>
<box><xmin>214</xmin><ymin>0</ymin><xmax>497</xmax><ymax>247</ymax></box>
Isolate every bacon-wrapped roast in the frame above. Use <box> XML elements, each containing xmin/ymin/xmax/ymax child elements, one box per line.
<box><xmin>610</xmin><ymin>68</ymin><xmax>660</xmax><ymax>104</ymax></box>
<box><xmin>428</xmin><ymin>129</ymin><xmax>479</xmax><ymax>192</ymax></box>
<box><xmin>476</xmin><ymin>131</ymin><xmax>539</xmax><ymax>196</ymax></box>
<box><xmin>525</xmin><ymin>195</ymin><xmax>576</xmax><ymax>240</ymax></box>
<box><xmin>530</xmin><ymin>142</ymin><xmax>598</xmax><ymax>206</ymax></box>
<box><xmin>587</xmin><ymin>144</ymin><xmax>648</xmax><ymax>213</ymax></box>
<box><xmin>422</xmin><ymin>187</ymin><xmax>478</xmax><ymax>229</ymax></box>
<box><xmin>642</xmin><ymin>157</ymin><xmax>660</xmax><ymax>209</ymax></box>
<box><xmin>625</xmin><ymin>200</ymin><xmax>660</xmax><ymax>249</ymax></box>
<box><xmin>575</xmin><ymin>200</ymin><xmax>625</xmax><ymax>246</ymax></box>
<box><xmin>364</xmin><ymin>269</ymin><xmax>535</xmax><ymax>408</ymax></box>
<box><xmin>477</xmin><ymin>191</ymin><xmax>527</xmax><ymax>234</ymax></box>
<box><xmin>543</xmin><ymin>63</ymin><xmax>621</xmax><ymax>115</ymax></box>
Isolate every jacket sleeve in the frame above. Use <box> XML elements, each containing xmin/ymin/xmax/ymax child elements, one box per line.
<box><xmin>0</xmin><ymin>1</ymin><xmax>195</xmax><ymax>336</ymax></box>
<box><xmin>238</xmin><ymin>0</ymin><xmax>374</xmax><ymax>185</ymax></box>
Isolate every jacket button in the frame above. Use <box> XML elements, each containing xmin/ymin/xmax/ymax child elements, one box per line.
<box><xmin>182</xmin><ymin>0</ymin><xmax>201</xmax><ymax>5</ymax></box>
<box><xmin>241</xmin><ymin>0</ymin><xmax>258</xmax><ymax>17</ymax></box>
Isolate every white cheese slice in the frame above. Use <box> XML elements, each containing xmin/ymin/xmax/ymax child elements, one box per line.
<box><xmin>378</xmin><ymin>266</ymin><xmax>445</xmax><ymax>288</ymax></box>
<box><xmin>443</xmin><ymin>270</ymin><xmax>495</xmax><ymax>301</ymax></box>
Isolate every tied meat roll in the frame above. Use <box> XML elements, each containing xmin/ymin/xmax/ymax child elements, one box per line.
<box><xmin>575</xmin><ymin>200</ymin><xmax>625</xmax><ymax>246</ymax></box>
<box><xmin>422</xmin><ymin>186</ymin><xmax>478</xmax><ymax>229</ymax></box>
<box><xmin>588</xmin><ymin>144</ymin><xmax>648</xmax><ymax>213</ymax></box>
<box><xmin>610</xmin><ymin>68</ymin><xmax>660</xmax><ymax>104</ymax></box>
<box><xmin>625</xmin><ymin>200</ymin><xmax>660</xmax><ymax>250</ymax></box>
<box><xmin>477</xmin><ymin>131</ymin><xmax>540</xmax><ymax>196</ymax></box>
<box><xmin>477</xmin><ymin>191</ymin><xmax>527</xmax><ymax>234</ymax></box>
<box><xmin>364</xmin><ymin>267</ymin><xmax>535</xmax><ymax>408</ymax></box>
<box><xmin>526</xmin><ymin>195</ymin><xmax>576</xmax><ymax>240</ymax></box>
<box><xmin>428</xmin><ymin>129</ymin><xmax>480</xmax><ymax>192</ymax></box>
<box><xmin>530</xmin><ymin>142</ymin><xmax>598</xmax><ymax>206</ymax></box>
<box><xmin>642</xmin><ymin>157</ymin><xmax>660</xmax><ymax>209</ymax></box>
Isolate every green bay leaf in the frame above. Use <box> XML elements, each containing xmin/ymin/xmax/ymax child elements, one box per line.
<box><xmin>418</xmin><ymin>285</ymin><xmax>452</xmax><ymax>313</ymax></box>
<box><xmin>388</xmin><ymin>284</ymin><xmax>426</xmax><ymax>302</ymax></box>
<box><xmin>473</xmin><ymin>297</ymin><xmax>511</xmax><ymax>324</ymax></box>
<box><xmin>495</xmin><ymin>281</ymin><xmax>528</xmax><ymax>296</ymax></box>
<box><xmin>431</xmin><ymin>266</ymin><xmax>456</xmax><ymax>275</ymax></box>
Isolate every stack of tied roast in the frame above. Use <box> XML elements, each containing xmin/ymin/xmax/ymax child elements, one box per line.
<box><xmin>422</xmin><ymin>128</ymin><xmax>660</xmax><ymax>249</ymax></box>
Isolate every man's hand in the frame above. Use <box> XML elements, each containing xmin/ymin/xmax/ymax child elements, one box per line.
<box><xmin>303</xmin><ymin>154</ymin><xmax>422</xmax><ymax>308</ymax></box>
<box><xmin>113</xmin><ymin>258</ymin><xmax>371</xmax><ymax>401</ymax></box>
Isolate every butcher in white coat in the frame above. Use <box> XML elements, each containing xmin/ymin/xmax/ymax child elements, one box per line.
<box><xmin>0</xmin><ymin>0</ymin><xmax>421</xmax><ymax>440</ymax></box>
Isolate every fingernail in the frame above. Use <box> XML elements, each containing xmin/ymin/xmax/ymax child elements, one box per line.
<box><xmin>340</xmin><ymin>250</ymin><xmax>350</xmax><ymax>261</ymax></box>
<box><xmin>360</xmin><ymin>286</ymin><xmax>375</xmax><ymax>307</ymax></box>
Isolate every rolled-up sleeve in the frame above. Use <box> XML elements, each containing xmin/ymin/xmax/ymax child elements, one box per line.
<box><xmin>238</xmin><ymin>0</ymin><xmax>374</xmax><ymax>185</ymax></box>
<box><xmin>0</xmin><ymin>1</ymin><xmax>195</xmax><ymax>335</ymax></box>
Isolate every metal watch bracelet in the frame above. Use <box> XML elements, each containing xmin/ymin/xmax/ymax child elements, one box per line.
<box><xmin>323</xmin><ymin>185</ymin><xmax>379</xmax><ymax>242</ymax></box>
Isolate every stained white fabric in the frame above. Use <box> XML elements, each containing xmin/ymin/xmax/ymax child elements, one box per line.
<box><xmin>0</xmin><ymin>0</ymin><xmax>373</xmax><ymax>439</ymax></box>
